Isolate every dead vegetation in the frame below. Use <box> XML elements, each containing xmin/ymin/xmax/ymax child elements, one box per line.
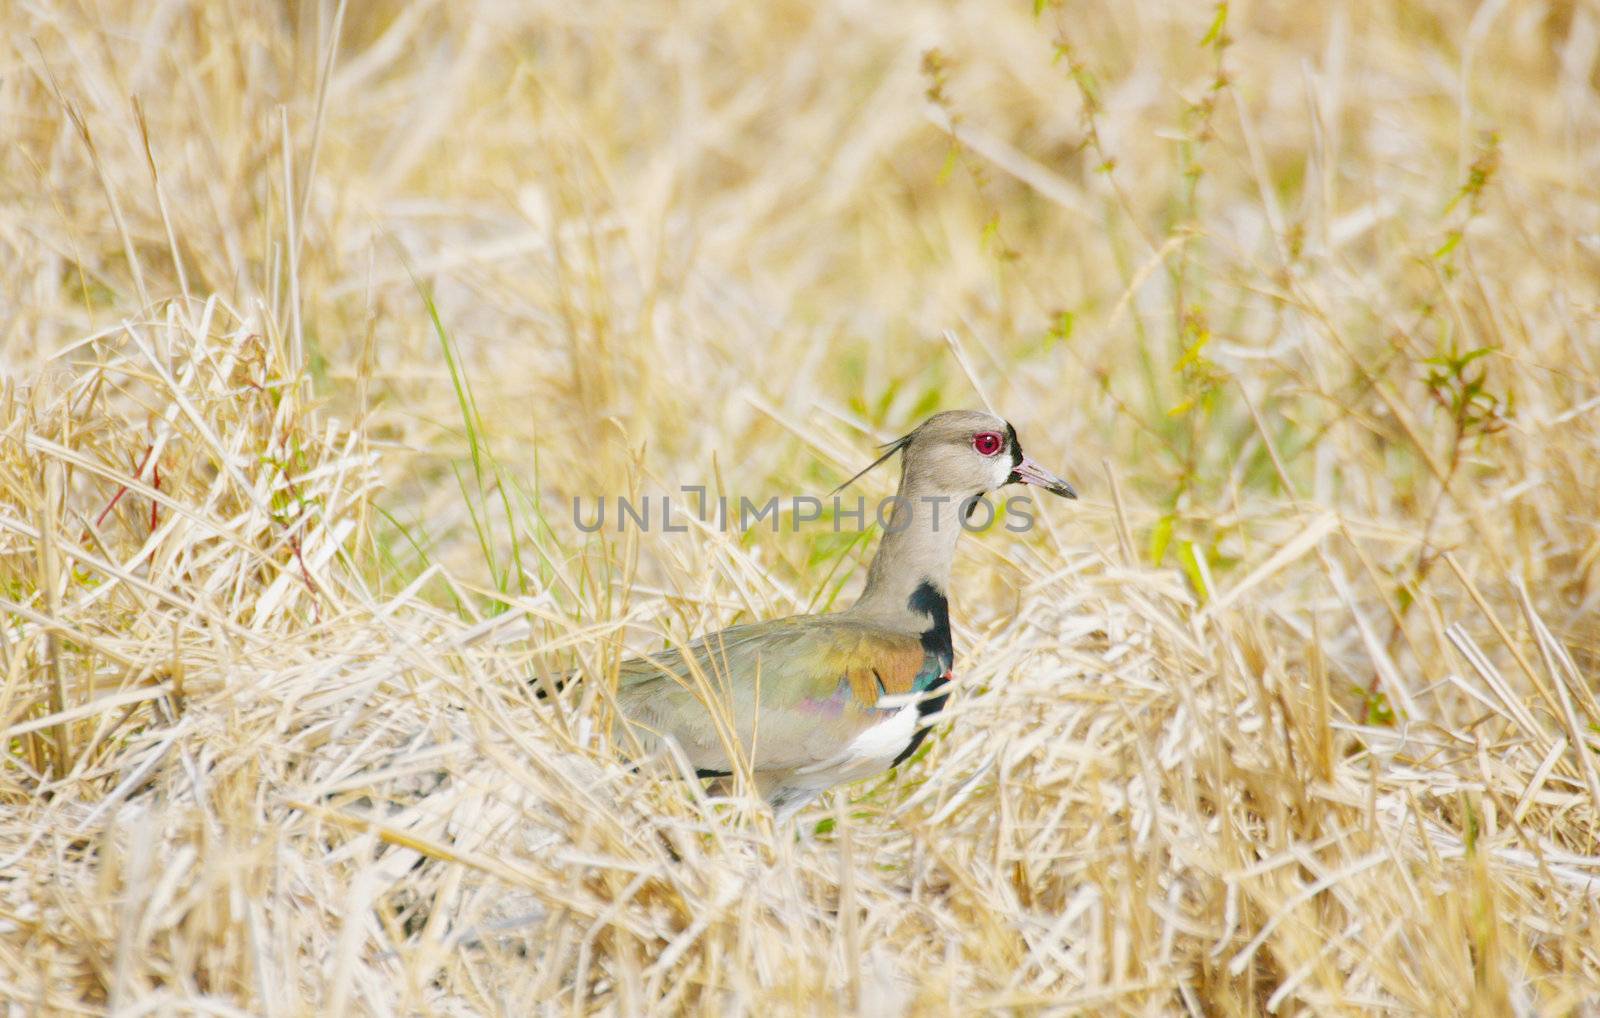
<box><xmin>2</xmin><ymin>0</ymin><xmax>1600</xmax><ymax>1013</ymax></box>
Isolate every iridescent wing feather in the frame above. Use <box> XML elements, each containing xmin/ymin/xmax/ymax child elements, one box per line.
<box><xmin>612</xmin><ymin>615</ymin><xmax>947</xmax><ymax>775</ymax></box>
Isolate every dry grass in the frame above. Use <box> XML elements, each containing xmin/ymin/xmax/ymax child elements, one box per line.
<box><xmin>3</xmin><ymin>0</ymin><xmax>1600</xmax><ymax>1013</ymax></box>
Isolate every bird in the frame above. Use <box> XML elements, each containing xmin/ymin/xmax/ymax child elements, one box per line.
<box><xmin>606</xmin><ymin>409</ymin><xmax>1077</xmax><ymax>823</ymax></box>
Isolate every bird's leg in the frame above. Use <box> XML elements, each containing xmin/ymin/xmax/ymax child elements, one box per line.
<box><xmin>761</xmin><ymin>776</ymin><xmax>822</xmax><ymax>826</ymax></box>
<box><xmin>703</xmin><ymin>776</ymin><xmax>733</xmax><ymax>798</ymax></box>
<box><xmin>703</xmin><ymin>773</ymin><xmax>815</xmax><ymax>827</ymax></box>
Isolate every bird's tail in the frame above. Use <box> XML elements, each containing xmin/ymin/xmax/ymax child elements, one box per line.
<box><xmin>529</xmin><ymin>669</ymin><xmax>571</xmax><ymax>700</ymax></box>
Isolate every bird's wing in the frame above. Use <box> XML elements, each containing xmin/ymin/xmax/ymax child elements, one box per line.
<box><xmin>611</xmin><ymin>615</ymin><xmax>947</xmax><ymax>775</ymax></box>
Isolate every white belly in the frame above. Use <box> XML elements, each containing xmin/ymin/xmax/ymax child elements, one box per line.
<box><xmin>797</xmin><ymin>695</ymin><xmax>921</xmax><ymax>784</ymax></box>
<box><xmin>842</xmin><ymin>701</ymin><xmax>921</xmax><ymax>764</ymax></box>
<box><xmin>767</xmin><ymin>693</ymin><xmax>935</xmax><ymax>822</ymax></box>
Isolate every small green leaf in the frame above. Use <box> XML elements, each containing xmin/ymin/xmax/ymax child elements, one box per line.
<box><xmin>1364</xmin><ymin>689</ymin><xmax>1396</xmax><ymax>727</ymax></box>
<box><xmin>1395</xmin><ymin>584</ymin><xmax>1414</xmax><ymax>613</ymax></box>
<box><xmin>1177</xmin><ymin>540</ymin><xmax>1209</xmax><ymax>602</ymax></box>
<box><xmin>1176</xmin><ymin>331</ymin><xmax>1211</xmax><ymax>370</ymax></box>
<box><xmin>1148</xmin><ymin>513</ymin><xmax>1175</xmax><ymax>567</ymax></box>
<box><xmin>1200</xmin><ymin>2</ymin><xmax>1228</xmax><ymax>46</ymax></box>
<box><xmin>1047</xmin><ymin>310</ymin><xmax>1075</xmax><ymax>346</ymax></box>
<box><xmin>980</xmin><ymin>213</ymin><xmax>1002</xmax><ymax>251</ymax></box>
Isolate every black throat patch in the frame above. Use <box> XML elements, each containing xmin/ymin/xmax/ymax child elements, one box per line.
<box><xmin>895</xmin><ymin>580</ymin><xmax>954</xmax><ymax>766</ymax></box>
<box><xmin>906</xmin><ymin>580</ymin><xmax>952</xmax><ymax>662</ymax></box>
<box><xmin>1003</xmin><ymin>421</ymin><xmax>1025</xmax><ymax>484</ymax></box>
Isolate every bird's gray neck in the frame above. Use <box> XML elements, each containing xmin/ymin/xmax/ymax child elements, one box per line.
<box><xmin>847</xmin><ymin>479</ymin><xmax>965</xmax><ymax>636</ymax></box>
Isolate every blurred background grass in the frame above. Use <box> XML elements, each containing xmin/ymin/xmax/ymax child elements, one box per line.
<box><xmin>10</xmin><ymin>1</ymin><xmax>1595</xmax><ymax>631</ymax></box>
<box><xmin>4</xmin><ymin>0</ymin><xmax>1600</xmax><ymax>1012</ymax></box>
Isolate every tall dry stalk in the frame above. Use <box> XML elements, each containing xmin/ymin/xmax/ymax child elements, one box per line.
<box><xmin>0</xmin><ymin>1</ymin><xmax>1597</xmax><ymax>1014</ymax></box>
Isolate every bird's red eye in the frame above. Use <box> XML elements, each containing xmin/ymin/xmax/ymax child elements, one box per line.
<box><xmin>973</xmin><ymin>431</ymin><xmax>1003</xmax><ymax>456</ymax></box>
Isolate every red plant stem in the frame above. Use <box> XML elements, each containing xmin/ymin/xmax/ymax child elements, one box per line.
<box><xmin>95</xmin><ymin>445</ymin><xmax>156</xmax><ymax>530</ymax></box>
<box><xmin>291</xmin><ymin>534</ymin><xmax>322</xmax><ymax>622</ymax></box>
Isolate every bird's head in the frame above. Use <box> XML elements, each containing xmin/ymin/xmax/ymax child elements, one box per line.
<box><xmin>836</xmin><ymin>409</ymin><xmax>1077</xmax><ymax>502</ymax></box>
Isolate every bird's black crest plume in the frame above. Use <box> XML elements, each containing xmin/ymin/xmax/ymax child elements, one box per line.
<box><xmin>830</xmin><ymin>432</ymin><xmax>912</xmax><ymax>495</ymax></box>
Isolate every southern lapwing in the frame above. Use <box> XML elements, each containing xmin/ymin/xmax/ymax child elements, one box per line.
<box><xmin>610</xmin><ymin>410</ymin><xmax>1076</xmax><ymax>822</ymax></box>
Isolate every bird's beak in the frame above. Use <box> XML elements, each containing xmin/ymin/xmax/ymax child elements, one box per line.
<box><xmin>1011</xmin><ymin>455</ymin><xmax>1078</xmax><ymax>499</ymax></box>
